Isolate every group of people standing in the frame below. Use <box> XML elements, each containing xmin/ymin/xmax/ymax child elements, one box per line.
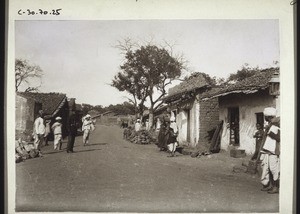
<box><xmin>133</xmin><ymin>118</ymin><xmax>151</xmax><ymax>132</ymax></box>
<box><xmin>32</xmin><ymin>110</ymin><xmax>95</xmax><ymax>155</ymax></box>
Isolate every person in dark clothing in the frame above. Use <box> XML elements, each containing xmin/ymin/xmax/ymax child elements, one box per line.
<box><xmin>158</xmin><ymin>118</ymin><xmax>172</xmax><ymax>151</ymax></box>
<box><xmin>157</xmin><ymin>122</ymin><xmax>166</xmax><ymax>150</ymax></box>
<box><xmin>67</xmin><ymin>112</ymin><xmax>77</xmax><ymax>153</ymax></box>
<box><xmin>157</xmin><ymin>108</ymin><xmax>171</xmax><ymax>151</ymax></box>
<box><xmin>251</xmin><ymin>123</ymin><xmax>264</xmax><ymax>160</ymax></box>
<box><xmin>165</xmin><ymin>121</ymin><xmax>178</xmax><ymax>157</ymax></box>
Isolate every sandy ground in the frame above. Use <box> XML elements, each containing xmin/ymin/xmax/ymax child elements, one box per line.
<box><xmin>16</xmin><ymin>124</ymin><xmax>278</xmax><ymax>213</ymax></box>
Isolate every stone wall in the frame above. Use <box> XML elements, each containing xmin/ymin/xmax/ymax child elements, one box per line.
<box><xmin>198</xmin><ymin>97</ymin><xmax>220</xmax><ymax>147</ymax></box>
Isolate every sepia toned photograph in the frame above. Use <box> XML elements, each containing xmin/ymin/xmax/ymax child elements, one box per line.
<box><xmin>6</xmin><ymin>1</ymin><xmax>295</xmax><ymax>214</ymax></box>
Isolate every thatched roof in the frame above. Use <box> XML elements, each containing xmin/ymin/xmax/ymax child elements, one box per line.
<box><xmin>200</xmin><ymin>67</ymin><xmax>279</xmax><ymax>100</ymax></box>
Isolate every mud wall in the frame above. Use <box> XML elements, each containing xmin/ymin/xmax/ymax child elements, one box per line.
<box><xmin>199</xmin><ymin>97</ymin><xmax>219</xmax><ymax>146</ymax></box>
<box><xmin>15</xmin><ymin>95</ymin><xmax>41</xmax><ymax>139</ymax></box>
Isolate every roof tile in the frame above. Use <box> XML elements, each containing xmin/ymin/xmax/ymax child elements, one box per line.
<box><xmin>201</xmin><ymin>67</ymin><xmax>279</xmax><ymax>99</ymax></box>
<box><xmin>165</xmin><ymin>74</ymin><xmax>209</xmax><ymax>100</ymax></box>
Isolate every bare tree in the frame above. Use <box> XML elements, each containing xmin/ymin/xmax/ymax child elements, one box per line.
<box><xmin>15</xmin><ymin>59</ymin><xmax>43</xmax><ymax>92</ymax></box>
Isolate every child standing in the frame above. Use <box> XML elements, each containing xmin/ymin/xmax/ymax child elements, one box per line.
<box><xmin>52</xmin><ymin>117</ymin><xmax>63</xmax><ymax>150</ymax></box>
<box><xmin>251</xmin><ymin>123</ymin><xmax>264</xmax><ymax>160</ymax></box>
<box><xmin>44</xmin><ymin>119</ymin><xmax>51</xmax><ymax>146</ymax></box>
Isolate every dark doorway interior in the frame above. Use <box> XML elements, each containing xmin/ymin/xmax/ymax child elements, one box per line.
<box><xmin>256</xmin><ymin>112</ymin><xmax>264</xmax><ymax>128</ymax></box>
<box><xmin>187</xmin><ymin>110</ymin><xmax>190</xmax><ymax>142</ymax></box>
<box><xmin>228</xmin><ymin>107</ymin><xmax>239</xmax><ymax>146</ymax></box>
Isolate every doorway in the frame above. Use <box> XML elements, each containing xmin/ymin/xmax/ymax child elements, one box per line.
<box><xmin>228</xmin><ymin>107</ymin><xmax>239</xmax><ymax>146</ymax></box>
<box><xmin>187</xmin><ymin>110</ymin><xmax>190</xmax><ymax>142</ymax></box>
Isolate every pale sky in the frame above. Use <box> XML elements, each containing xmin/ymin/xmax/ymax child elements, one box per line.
<box><xmin>15</xmin><ymin>20</ymin><xmax>279</xmax><ymax>106</ymax></box>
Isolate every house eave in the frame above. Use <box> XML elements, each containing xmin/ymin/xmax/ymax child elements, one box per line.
<box><xmin>51</xmin><ymin>96</ymin><xmax>67</xmax><ymax>117</ymax></box>
<box><xmin>201</xmin><ymin>89</ymin><xmax>259</xmax><ymax>101</ymax></box>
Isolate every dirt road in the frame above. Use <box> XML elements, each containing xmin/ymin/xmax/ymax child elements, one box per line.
<box><xmin>16</xmin><ymin>124</ymin><xmax>278</xmax><ymax>213</ymax></box>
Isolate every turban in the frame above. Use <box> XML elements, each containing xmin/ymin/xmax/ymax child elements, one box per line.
<box><xmin>263</xmin><ymin>107</ymin><xmax>276</xmax><ymax>117</ymax></box>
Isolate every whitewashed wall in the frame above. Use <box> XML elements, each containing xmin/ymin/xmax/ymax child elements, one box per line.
<box><xmin>176</xmin><ymin>110</ymin><xmax>188</xmax><ymax>145</ymax></box>
<box><xmin>189</xmin><ymin>100</ymin><xmax>200</xmax><ymax>147</ymax></box>
<box><xmin>218</xmin><ymin>92</ymin><xmax>276</xmax><ymax>155</ymax></box>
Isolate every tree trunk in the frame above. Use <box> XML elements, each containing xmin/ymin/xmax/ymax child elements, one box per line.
<box><xmin>149</xmin><ymin>108</ymin><xmax>154</xmax><ymax>129</ymax></box>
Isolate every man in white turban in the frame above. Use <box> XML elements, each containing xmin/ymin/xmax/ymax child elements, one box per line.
<box><xmin>82</xmin><ymin>114</ymin><xmax>94</xmax><ymax>146</ymax></box>
<box><xmin>260</xmin><ymin>107</ymin><xmax>280</xmax><ymax>194</ymax></box>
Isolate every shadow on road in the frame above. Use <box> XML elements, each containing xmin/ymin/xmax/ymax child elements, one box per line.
<box><xmin>43</xmin><ymin>150</ymin><xmax>66</xmax><ymax>155</ymax></box>
<box><xmin>43</xmin><ymin>148</ymin><xmax>102</xmax><ymax>155</ymax></box>
<box><xmin>86</xmin><ymin>143</ymin><xmax>107</xmax><ymax>146</ymax></box>
<box><xmin>72</xmin><ymin>148</ymin><xmax>102</xmax><ymax>153</ymax></box>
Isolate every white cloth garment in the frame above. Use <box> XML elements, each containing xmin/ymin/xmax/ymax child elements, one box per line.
<box><xmin>82</xmin><ymin>119</ymin><xmax>93</xmax><ymax>145</ymax></box>
<box><xmin>263</xmin><ymin>125</ymin><xmax>279</xmax><ymax>154</ymax></box>
<box><xmin>260</xmin><ymin>153</ymin><xmax>280</xmax><ymax>185</ymax></box>
<box><xmin>53</xmin><ymin>134</ymin><xmax>62</xmax><ymax>150</ymax></box>
<box><xmin>167</xmin><ymin>142</ymin><xmax>178</xmax><ymax>153</ymax></box>
<box><xmin>170</xmin><ymin>121</ymin><xmax>178</xmax><ymax>133</ymax></box>
<box><xmin>135</xmin><ymin>122</ymin><xmax>141</xmax><ymax>132</ymax></box>
<box><xmin>34</xmin><ymin>117</ymin><xmax>45</xmax><ymax>135</ymax></box>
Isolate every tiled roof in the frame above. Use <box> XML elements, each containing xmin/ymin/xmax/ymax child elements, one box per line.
<box><xmin>200</xmin><ymin>67</ymin><xmax>279</xmax><ymax>99</ymax></box>
<box><xmin>164</xmin><ymin>74</ymin><xmax>209</xmax><ymax>100</ymax></box>
<box><xmin>17</xmin><ymin>92</ymin><xmax>67</xmax><ymax>116</ymax></box>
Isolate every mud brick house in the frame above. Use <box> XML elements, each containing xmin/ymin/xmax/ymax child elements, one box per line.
<box><xmin>163</xmin><ymin>74</ymin><xmax>219</xmax><ymax>148</ymax></box>
<box><xmin>16</xmin><ymin>92</ymin><xmax>70</xmax><ymax>138</ymax></box>
<box><xmin>201</xmin><ymin>67</ymin><xmax>280</xmax><ymax>155</ymax></box>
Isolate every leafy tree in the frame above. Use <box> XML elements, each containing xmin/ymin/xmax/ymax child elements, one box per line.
<box><xmin>15</xmin><ymin>59</ymin><xmax>43</xmax><ymax>92</ymax></box>
<box><xmin>185</xmin><ymin>72</ymin><xmax>217</xmax><ymax>86</ymax></box>
<box><xmin>81</xmin><ymin>103</ymin><xmax>94</xmax><ymax>115</ymax></box>
<box><xmin>112</xmin><ymin>41</ymin><xmax>186</xmax><ymax>127</ymax></box>
<box><xmin>93</xmin><ymin>105</ymin><xmax>104</xmax><ymax>114</ymax></box>
<box><xmin>121</xmin><ymin>101</ymin><xmax>137</xmax><ymax>115</ymax></box>
<box><xmin>227</xmin><ymin>64</ymin><xmax>260</xmax><ymax>82</ymax></box>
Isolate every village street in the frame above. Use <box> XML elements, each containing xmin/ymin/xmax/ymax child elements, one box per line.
<box><xmin>16</xmin><ymin>123</ymin><xmax>278</xmax><ymax>213</ymax></box>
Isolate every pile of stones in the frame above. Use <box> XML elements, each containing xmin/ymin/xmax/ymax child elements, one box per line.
<box><xmin>15</xmin><ymin>138</ymin><xmax>40</xmax><ymax>163</ymax></box>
